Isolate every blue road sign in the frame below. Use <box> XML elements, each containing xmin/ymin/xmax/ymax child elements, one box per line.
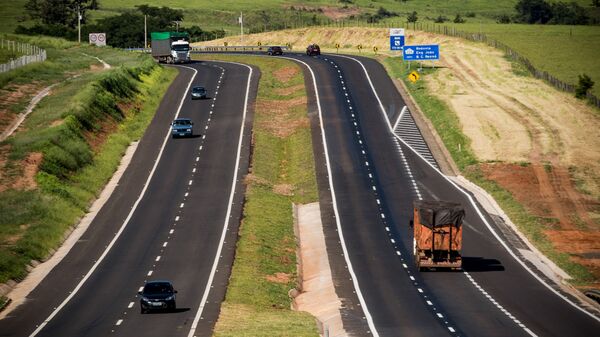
<box><xmin>389</xmin><ymin>28</ymin><xmax>405</xmax><ymax>51</ymax></box>
<box><xmin>390</xmin><ymin>36</ymin><xmax>405</xmax><ymax>50</ymax></box>
<box><xmin>403</xmin><ymin>45</ymin><xmax>440</xmax><ymax>61</ymax></box>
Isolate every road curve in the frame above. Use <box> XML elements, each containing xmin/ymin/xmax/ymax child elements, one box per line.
<box><xmin>0</xmin><ymin>60</ymin><xmax>257</xmax><ymax>337</ymax></box>
<box><xmin>281</xmin><ymin>52</ymin><xmax>600</xmax><ymax>337</ymax></box>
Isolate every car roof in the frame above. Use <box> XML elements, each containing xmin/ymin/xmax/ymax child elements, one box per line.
<box><xmin>174</xmin><ymin>118</ymin><xmax>192</xmax><ymax>122</ymax></box>
<box><xmin>145</xmin><ymin>280</ymin><xmax>173</xmax><ymax>285</ymax></box>
<box><xmin>192</xmin><ymin>86</ymin><xmax>205</xmax><ymax>90</ymax></box>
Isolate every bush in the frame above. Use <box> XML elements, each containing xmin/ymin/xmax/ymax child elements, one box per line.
<box><xmin>407</xmin><ymin>11</ymin><xmax>418</xmax><ymax>23</ymax></box>
<box><xmin>434</xmin><ymin>15</ymin><xmax>448</xmax><ymax>23</ymax></box>
<box><xmin>575</xmin><ymin>74</ymin><xmax>594</xmax><ymax>99</ymax></box>
<box><xmin>497</xmin><ymin>14</ymin><xmax>512</xmax><ymax>24</ymax></box>
<box><xmin>453</xmin><ymin>14</ymin><xmax>466</xmax><ymax>23</ymax></box>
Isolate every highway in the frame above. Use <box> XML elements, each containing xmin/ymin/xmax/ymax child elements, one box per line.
<box><xmin>0</xmin><ymin>61</ymin><xmax>257</xmax><ymax>337</ymax></box>
<box><xmin>281</xmin><ymin>53</ymin><xmax>600</xmax><ymax>337</ymax></box>
<box><xmin>1</xmin><ymin>52</ymin><xmax>600</xmax><ymax>337</ymax></box>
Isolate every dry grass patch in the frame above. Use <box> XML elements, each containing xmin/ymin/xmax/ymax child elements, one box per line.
<box><xmin>255</xmin><ymin>96</ymin><xmax>308</xmax><ymax>138</ymax></box>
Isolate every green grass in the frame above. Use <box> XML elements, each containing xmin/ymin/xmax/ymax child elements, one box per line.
<box><xmin>0</xmin><ymin>46</ymin><xmax>176</xmax><ymax>283</ymax></box>
<box><xmin>0</xmin><ymin>46</ymin><xmax>22</xmax><ymax>63</ymax></box>
<box><xmin>384</xmin><ymin>57</ymin><xmax>478</xmax><ymax>170</ymax></box>
<box><xmin>197</xmin><ymin>54</ymin><xmax>318</xmax><ymax>337</ymax></box>
<box><xmin>381</xmin><ymin>56</ymin><xmax>593</xmax><ymax>284</ymax></box>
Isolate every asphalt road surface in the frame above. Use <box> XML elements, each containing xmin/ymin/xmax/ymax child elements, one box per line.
<box><xmin>0</xmin><ymin>60</ymin><xmax>257</xmax><ymax>337</ymax></box>
<box><xmin>281</xmin><ymin>52</ymin><xmax>600</xmax><ymax>337</ymax></box>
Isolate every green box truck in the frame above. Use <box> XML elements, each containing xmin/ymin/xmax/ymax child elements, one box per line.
<box><xmin>151</xmin><ymin>32</ymin><xmax>191</xmax><ymax>64</ymax></box>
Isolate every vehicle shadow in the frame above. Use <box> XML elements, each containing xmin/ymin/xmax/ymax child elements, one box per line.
<box><xmin>462</xmin><ymin>256</ymin><xmax>505</xmax><ymax>272</ymax></box>
<box><xmin>145</xmin><ymin>307</ymin><xmax>191</xmax><ymax>314</ymax></box>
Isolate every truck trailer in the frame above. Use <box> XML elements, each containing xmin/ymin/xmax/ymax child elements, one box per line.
<box><xmin>411</xmin><ymin>200</ymin><xmax>464</xmax><ymax>270</ymax></box>
<box><xmin>151</xmin><ymin>32</ymin><xmax>191</xmax><ymax>64</ymax></box>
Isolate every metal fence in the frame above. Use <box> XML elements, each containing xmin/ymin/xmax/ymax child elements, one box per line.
<box><xmin>0</xmin><ymin>39</ymin><xmax>47</xmax><ymax>73</ymax></box>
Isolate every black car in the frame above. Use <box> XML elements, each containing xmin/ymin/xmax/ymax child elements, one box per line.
<box><xmin>267</xmin><ymin>46</ymin><xmax>283</xmax><ymax>56</ymax></box>
<box><xmin>139</xmin><ymin>280</ymin><xmax>177</xmax><ymax>313</ymax></box>
<box><xmin>306</xmin><ymin>44</ymin><xmax>320</xmax><ymax>56</ymax></box>
<box><xmin>191</xmin><ymin>86</ymin><xmax>207</xmax><ymax>100</ymax></box>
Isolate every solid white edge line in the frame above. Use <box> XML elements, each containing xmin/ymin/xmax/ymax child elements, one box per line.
<box><xmin>393</xmin><ymin>106</ymin><xmax>408</xmax><ymax>131</ymax></box>
<box><xmin>337</xmin><ymin>54</ymin><xmax>600</xmax><ymax>326</ymax></box>
<box><xmin>281</xmin><ymin>56</ymin><xmax>380</xmax><ymax>337</ymax></box>
<box><xmin>186</xmin><ymin>61</ymin><xmax>252</xmax><ymax>337</ymax></box>
<box><xmin>28</xmin><ymin>65</ymin><xmax>199</xmax><ymax>337</ymax></box>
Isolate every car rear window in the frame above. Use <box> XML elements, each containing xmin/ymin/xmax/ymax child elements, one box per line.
<box><xmin>144</xmin><ymin>282</ymin><xmax>173</xmax><ymax>294</ymax></box>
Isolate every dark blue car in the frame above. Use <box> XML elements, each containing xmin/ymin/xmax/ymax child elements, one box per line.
<box><xmin>171</xmin><ymin>118</ymin><xmax>193</xmax><ymax>138</ymax></box>
<box><xmin>139</xmin><ymin>280</ymin><xmax>177</xmax><ymax>314</ymax></box>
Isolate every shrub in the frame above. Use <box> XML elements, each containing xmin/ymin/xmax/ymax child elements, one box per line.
<box><xmin>497</xmin><ymin>14</ymin><xmax>512</xmax><ymax>23</ymax></box>
<box><xmin>453</xmin><ymin>14</ymin><xmax>466</xmax><ymax>23</ymax></box>
<box><xmin>434</xmin><ymin>15</ymin><xmax>448</xmax><ymax>23</ymax></box>
<box><xmin>575</xmin><ymin>74</ymin><xmax>594</xmax><ymax>99</ymax></box>
<box><xmin>407</xmin><ymin>11</ymin><xmax>418</xmax><ymax>23</ymax></box>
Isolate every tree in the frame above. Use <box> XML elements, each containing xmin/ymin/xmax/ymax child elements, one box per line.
<box><xmin>515</xmin><ymin>0</ymin><xmax>553</xmax><ymax>24</ymax></box>
<box><xmin>453</xmin><ymin>14</ymin><xmax>466</xmax><ymax>23</ymax></box>
<box><xmin>575</xmin><ymin>74</ymin><xmax>594</xmax><ymax>99</ymax></box>
<box><xmin>25</xmin><ymin>0</ymin><xmax>95</xmax><ymax>29</ymax></box>
<box><xmin>407</xmin><ymin>11</ymin><xmax>418</xmax><ymax>23</ymax></box>
<box><xmin>136</xmin><ymin>5</ymin><xmax>183</xmax><ymax>29</ymax></box>
<box><xmin>434</xmin><ymin>15</ymin><xmax>448</xmax><ymax>23</ymax></box>
<box><xmin>549</xmin><ymin>2</ymin><xmax>589</xmax><ymax>25</ymax></box>
<box><xmin>593</xmin><ymin>0</ymin><xmax>600</xmax><ymax>7</ymax></box>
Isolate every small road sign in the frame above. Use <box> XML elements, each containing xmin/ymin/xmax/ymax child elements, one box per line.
<box><xmin>89</xmin><ymin>33</ymin><xmax>106</xmax><ymax>46</ymax></box>
<box><xmin>403</xmin><ymin>45</ymin><xmax>439</xmax><ymax>61</ymax></box>
<box><xmin>389</xmin><ymin>28</ymin><xmax>405</xmax><ymax>51</ymax></box>
<box><xmin>408</xmin><ymin>71</ymin><xmax>420</xmax><ymax>82</ymax></box>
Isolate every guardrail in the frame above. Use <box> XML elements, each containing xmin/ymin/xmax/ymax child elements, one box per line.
<box><xmin>124</xmin><ymin>46</ymin><xmax>292</xmax><ymax>54</ymax></box>
<box><xmin>192</xmin><ymin>45</ymin><xmax>291</xmax><ymax>52</ymax></box>
<box><xmin>0</xmin><ymin>39</ymin><xmax>47</xmax><ymax>73</ymax></box>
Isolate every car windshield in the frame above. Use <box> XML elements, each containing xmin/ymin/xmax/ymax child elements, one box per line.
<box><xmin>173</xmin><ymin>45</ymin><xmax>190</xmax><ymax>52</ymax></box>
<box><xmin>173</xmin><ymin>120</ymin><xmax>191</xmax><ymax>126</ymax></box>
<box><xmin>143</xmin><ymin>282</ymin><xmax>173</xmax><ymax>294</ymax></box>
<box><xmin>193</xmin><ymin>87</ymin><xmax>205</xmax><ymax>93</ymax></box>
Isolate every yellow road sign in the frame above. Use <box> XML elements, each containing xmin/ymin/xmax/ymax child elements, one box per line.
<box><xmin>257</xmin><ymin>41</ymin><xmax>262</xmax><ymax>46</ymax></box>
<box><xmin>224</xmin><ymin>41</ymin><xmax>228</xmax><ymax>46</ymax></box>
<box><xmin>373</xmin><ymin>46</ymin><xmax>379</xmax><ymax>53</ymax></box>
<box><xmin>335</xmin><ymin>43</ymin><xmax>340</xmax><ymax>49</ymax></box>
<box><xmin>408</xmin><ymin>71</ymin><xmax>420</xmax><ymax>83</ymax></box>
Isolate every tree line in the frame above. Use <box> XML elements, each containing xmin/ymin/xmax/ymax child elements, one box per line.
<box><xmin>16</xmin><ymin>0</ymin><xmax>225</xmax><ymax>47</ymax></box>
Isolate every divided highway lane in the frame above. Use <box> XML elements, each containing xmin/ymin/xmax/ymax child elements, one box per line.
<box><xmin>338</xmin><ymin>54</ymin><xmax>600</xmax><ymax>337</ymax></box>
<box><xmin>286</xmin><ymin>52</ymin><xmax>600</xmax><ymax>337</ymax></box>
<box><xmin>0</xmin><ymin>61</ymin><xmax>257</xmax><ymax>337</ymax></box>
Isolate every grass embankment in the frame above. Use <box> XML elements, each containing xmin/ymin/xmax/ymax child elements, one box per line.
<box><xmin>0</xmin><ymin>41</ymin><xmax>177</xmax><ymax>284</ymax></box>
<box><xmin>428</xmin><ymin>23</ymin><xmax>600</xmax><ymax>98</ymax></box>
<box><xmin>197</xmin><ymin>54</ymin><xmax>319</xmax><ymax>336</ymax></box>
<box><xmin>0</xmin><ymin>34</ymin><xmax>154</xmax><ymax>125</ymax></box>
<box><xmin>382</xmin><ymin>57</ymin><xmax>592</xmax><ymax>284</ymax></box>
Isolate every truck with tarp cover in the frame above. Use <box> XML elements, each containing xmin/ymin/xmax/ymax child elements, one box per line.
<box><xmin>151</xmin><ymin>32</ymin><xmax>190</xmax><ymax>64</ymax></box>
<box><xmin>411</xmin><ymin>200</ymin><xmax>464</xmax><ymax>270</ymax></box>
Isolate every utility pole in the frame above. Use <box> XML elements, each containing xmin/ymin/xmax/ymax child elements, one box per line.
<box><xmin>144</xmin><ymin>15</ymin><xmax>147</xmax><ymax>49</ymax></box>
<box><xmin>239</xmin><ymin>12</ymin><xmax>243</xmax><ymax>45</ymax></box>
<box><xmin>77</xmin><ymin>4</ymin><xmax>81</xmax><ymax>44</ymax></box>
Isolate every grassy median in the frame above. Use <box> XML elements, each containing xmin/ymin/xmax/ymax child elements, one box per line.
<box><xmin>196</xmin><ymin>54</ymin><xmax>319</xmax><ymax>337</ymax></box>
